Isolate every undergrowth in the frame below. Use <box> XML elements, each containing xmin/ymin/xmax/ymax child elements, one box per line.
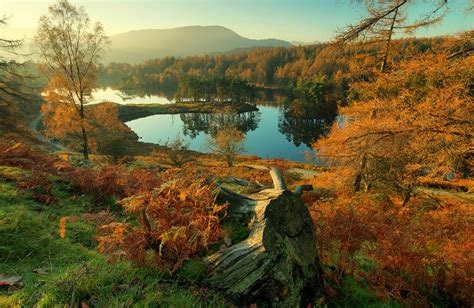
<box><xmin>1</xmin><ymin>143</ymin><xmax>472</xmax><ymax>306</ymax></box>
<box><xmin>305</xmin><ymin>170</ymin><xmax>474</xmax><ymax>307</ymax></box>
<box><xmin>0</xmin><ymin>144</ymin><xmax>227</xmax><ymax>306</ymax></box>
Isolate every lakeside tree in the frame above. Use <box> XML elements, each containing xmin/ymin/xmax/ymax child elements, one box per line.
<box><xmin>97</xmin><ymin>37</ymin><xmax>461</xmax><ymax>112</ymax></box>
<box><xmin>316</xmin><ymin>51</ymin><xmax>473</xmax><ymax>204</ymax></box>
<box><xmin>208</xmin><ymin>125</ymin><xmax>246</xmax><ymax>167</ymax></box>
<box><xmin>286</xmin><ymin>76</ymin><xmax>338</xmax><ymax>118</ymax></box>
<box><xmin>336</xmin><ymin>0</ymin><xmax>455</xmax><ymax>72</ymax></box>
<box><xmin>164</xmin><ymin>135</ymin><xmax>194</xmax><ymax>168</ymax></box>
<box><xmin>0</xmin><ymin>17</ymin><xmax>34</xmax><ymax>136</ymax></box>
<box><xmin>175</xmin><ymin>75</ymin><xmax>258</xmax><ymax>104</ymax></box>
<box><xmin>34</xmin><ymin>0</ymin><xmax>110</xmax><ymax>160</ymax></box>
<box><xmin>96</xmin><ymin>127</ymin><xmax>137</xmax><ymax>163</ymax></box>
<box><xmin>41</xmin><ymin>101</ymin><xmax>135</xmax><ymax>156</ymax></box>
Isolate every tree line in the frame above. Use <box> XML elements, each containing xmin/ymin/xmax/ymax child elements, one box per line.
<box><xmin>175</xmin><ymin>75</ymin><xmax>258</xmax><ymax>104</ymax></box>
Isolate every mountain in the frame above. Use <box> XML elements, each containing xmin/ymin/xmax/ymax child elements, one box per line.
<box><xmin>290</xmin><ymin>40</ymin><xmax>322</xmax><ymax>46</ymax></box>
<box><xmin>105</xmin><ymin>25</ymin><xmax>293</xmax><ymax>63</ymax></box>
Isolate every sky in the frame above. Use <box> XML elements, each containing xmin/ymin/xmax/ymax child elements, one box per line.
<box><xmin>1</xmin><ymin>0</ymin><xmax>473</xmax><ymax>42</ymax></box>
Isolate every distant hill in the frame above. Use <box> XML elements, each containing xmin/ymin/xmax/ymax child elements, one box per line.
<box><xmin>290</xmin><ymin>40</ymin><xmax>322</xmax><ymax>46</ymax></box>
<box><xmin>105</xmin><ymin>25</ymin><xmax>293</xmax><ymax>63</ymax></box>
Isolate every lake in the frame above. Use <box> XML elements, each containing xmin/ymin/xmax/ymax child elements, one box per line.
<box><xmin>97</xmin><ymin>88</ymin><xmax>331</xmax><ymax>162</ymax></box>
<box><xmin>126</xmin><ymin>105</ymin><xmax>333</xmax><ymax>163</ymax></box>
<box><xmin>91</xmin><ymin>87</ymin><xmax>174</xmax><ymax>105</ymax></box>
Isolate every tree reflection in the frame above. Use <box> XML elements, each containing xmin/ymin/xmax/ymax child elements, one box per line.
<box><xmin>278</xmin><ymin>102</ymin><xmax>335</xmax><ymax>147</ymax></box>
<box><xmin>118</xmin><ymin>87</ymin><xmax>176</xmax><ymax>101</ymax></box>
<box><xmin>180</xmin><ymin>111</ymin><xmax>261</xmax><ymax>138</ymax></box>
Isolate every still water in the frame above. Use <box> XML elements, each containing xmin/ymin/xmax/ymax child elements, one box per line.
<box><xmin>91</xmin><ymin>87</ymin><xmax>174</xmax><ymax>105</ymax></box>
<box><xmin>96</xmin><ymin>88</ymin><xmax>330</xmax><ymax>162</ymax></box>
<box><xmin>126</xmin><ymin>106</ymin><xmax>330</xmax><ymax>163</ymax></box>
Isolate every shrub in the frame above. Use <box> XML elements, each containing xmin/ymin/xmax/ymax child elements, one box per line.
<box><xmin>97</xmin><ymin>170</ymin><xmax>226</xmax><ymax>271</ymax></box>
<box><xmin>164</xmin><ymin>135</ymin><xmax>194</xmax><ymax>168</ymax></box>
<box><xmin>306</xmin><ymin>193</ymin><xmax>474</xmax><ymax>306</ymax></box>
<box><xmin>207</xmin><ymin>126</ymin><xmax>245</xmax><ymax>167</ymax></box>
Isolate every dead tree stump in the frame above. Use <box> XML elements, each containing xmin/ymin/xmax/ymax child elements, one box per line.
<box><xmin>206</xmin><ymin>168</ymin><xmax>322</xmax><ymax>306</ymax></box>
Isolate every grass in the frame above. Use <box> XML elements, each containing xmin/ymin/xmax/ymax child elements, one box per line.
<box><xmin>3</xmin><ymin>150</ymin><xmax>468</xmax><ymax>306</ymax></box>
<box><xmin>0</xmin><ymin>166</ymin><xmax>227</xmax><ymax>307</ymax></box>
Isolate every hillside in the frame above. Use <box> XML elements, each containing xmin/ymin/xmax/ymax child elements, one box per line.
<box><xmin>105</xmin><ymin>25</ymin><xmax>292</xmax><ymax>63</ymax></box>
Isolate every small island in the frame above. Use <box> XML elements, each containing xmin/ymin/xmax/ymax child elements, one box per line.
<box><xmin>116</xmin><ymin>101</ymin><xmax>258</xmax><ymax>122</ymax></box>
<box><xmin>114</xmin><ymin>76</ymin><xmax>260</xmax><ymax>122</ymax></box>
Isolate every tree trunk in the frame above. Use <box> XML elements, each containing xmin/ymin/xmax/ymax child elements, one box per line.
<box><xmin>401</xmin><ymin>186</ymin><xmax>412</xmax><ymax>207</ymax></box>
<box><xmin>353</xmin><ymin>152</ymin><xmax>367</xmax><ymax>192</ymax></box>
<box><xmin>380</xmin><ymin>0</ymin><xmax>400</xmax><ymax>73</ymax></box>
<box><xmin>207</xmin><ymin>168</ymin><xmax>323</xmax><ymax>306</ymax></box>
<box><xmin>79</xmin><ymin>103</ymin><xmax>89</xmax><ymax>160</ymax></box>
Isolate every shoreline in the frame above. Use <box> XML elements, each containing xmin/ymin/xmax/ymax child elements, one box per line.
<box><xmin>113</xmin><ymin>101</ymin><xmax>259</xmax><ymax>122</ymax></box>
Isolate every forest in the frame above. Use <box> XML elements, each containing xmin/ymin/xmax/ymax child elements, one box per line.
<box><xmin>0</xmin><ymin>0</ymin><xmax>473</xmax><ymax>307</ymax></box>
<box><xmin>175</xmin><ymin>75</ymin><xmax>259</xmax><ymax>104</ymax></box>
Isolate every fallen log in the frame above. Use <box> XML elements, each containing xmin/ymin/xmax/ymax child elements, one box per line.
<box><xmin>207</xmin><ymin>168</ymin><xmax>322</xmax><ymax>306</ymax></box>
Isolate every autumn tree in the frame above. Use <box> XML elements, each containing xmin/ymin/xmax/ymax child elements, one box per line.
<box><xmin>208</xmin><ymin>125</ymin><xmax>246</xmax><ymax>167</ymax></box>
<box><xmin>175</xmin><ymin>75</ymin><xmax>257</xmax><ymax>104</ymax></box>
<box><xmin>336</xmin><ymin>0</ymin><xmax>453</xmax><ymax>72</ymax></box>
<box><xmin>98</xmin><ymin>37</ymin><xmax>460</xmax><ymax>100</ymax></box>
<box><xmin>164</xmin><ymin>135</ymin><xmax>194</xmax><ymax>168</ymax></box>
<box><xmin>96</xmin><ymin>133</ymin><xmax>134</xmax><ymax>163</ymax></box>
<box><xmin>0</xmin><ymin>17</ymin><xmax>34</xmax><ymax>135</ymax></box>
<box><xmin>34</xmin><ymin>0</ymin><xmax>109</xmax><ymax>160</ymax></box>
<box><xmin>316</xmin><ymin>52</ymin><xmax>473</xmax><ymax>204</ymax></box>
<box><xmin>41</xmin><ymin>100</ymin><xmax>135</xmax><ymax>155</ymax></box>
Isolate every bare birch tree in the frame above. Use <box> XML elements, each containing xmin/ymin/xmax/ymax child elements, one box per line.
<box><xmin>34</xmin><ymin>0</ymin><xmax>109</xmax><ymax>159</ymax></box>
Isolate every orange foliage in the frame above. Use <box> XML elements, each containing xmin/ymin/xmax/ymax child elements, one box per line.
<box><xmin>41</xmin><ymin>100</ymin><xmax>134</xmax><ymax>153</ymax></box>
<box><xmin>97</xmin><ymin>170</ymin><xmax>226</xmax><ymax>271</ymax></box>
<box><xmin>305</xmin><ymin>191</ymin><xmax>474</xmax><ymax>305</ymax></box>
<box><xmin>0</xmin><ymin>142</ymin><xmax>71</xmax><ymax>175</ymax></box>
<box><xmin>0</xmin><ymin>143</ymin><xmax>71</xmax><ymax>204</ymax></box>
<box><xmin>0</xmin><ymin>143</ymin><xmax>225</xmax><ymax>272</ymax></box>
<box><xmin>316</xmin><ymin>53</ymin><xmax>473</xmax><ymax>199</ymax></box>
<box><xmin>0</xmin><ymin>142</ymin><xmax>157</xmax><ymax>205</ymax></box>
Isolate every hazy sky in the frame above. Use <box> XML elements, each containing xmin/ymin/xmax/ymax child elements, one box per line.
<box><xmin>1</xmin><ymin>0</ymin><xmax>473</xmax><ymax>42</ymax></box>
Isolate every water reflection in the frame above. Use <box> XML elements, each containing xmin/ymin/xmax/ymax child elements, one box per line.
<box><xmin>91</xmin><ymin>87</ymin><xmax>174</xmax><ymax>104</ymax></box>
<box><xmin>278</xmin><ymin>115</ymin><xmax>333</xmax><ymax>148</ymax></box>
<box><xmin>180</xmin><ymin>112</ymin><xmax>261</xmax><ymax>138</ymax></box>
<box><xmin>98</xmin><ymin>87</ymin><xmax>337</xmax><ymax>162</ymax></box>
<box><xmin>277</xmin><ymin>98</ymin><xmax>336</xmax><ymax>147</ymax></box>
<box><xmin>126</xmin><ymin>105</ymin><xmax>333</xmax><ymax>162</ymax></box>
<box><xmin>117</xmin><ymin>87</ymin><xmax>176</xmax><ymax>102</ymax></box>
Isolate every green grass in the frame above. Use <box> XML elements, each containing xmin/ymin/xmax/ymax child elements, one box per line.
<box><xmin>0</xmin><ymin>166</ymin><xmax>28</xmax><ymax>180</ymax></box>
<box><xmin>0</xmin><ymin>167</ymin><xmax>227</xmax><ymax>307</ymax></box>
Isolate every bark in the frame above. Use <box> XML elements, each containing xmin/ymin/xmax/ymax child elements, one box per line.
<box><xmin>380</xmin><ymin>0</ymin><xmax>400</xmax><ymax>73</ymax></box>
<box><xmin>80</xmin><ymin>125</ymin><xmax>89</xmax><ymax>160</ymax></box>
<box><xmin>353</xmin><ymin>152</ymin><xmax>367</xmax><ymax>192</ymax></box>
<box><xmin>79</xmin><ymin>103</ymin><xmax>89</xmax><ymax>160</ymax></box>
<box><xmin>207</xmin><ymin>167</ymin><xmax>322</xmax><ymax>306</ymax></box>
<box><xmin>401</xmin><ymin>186</ymin><xmax>412</xmax><ymax>207</ymax></box>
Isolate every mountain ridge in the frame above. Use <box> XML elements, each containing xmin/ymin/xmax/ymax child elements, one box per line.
<box><xmin>105</xmin><ymin>25</ymin><xmax>293</xmax><ymax>63</ymax></box>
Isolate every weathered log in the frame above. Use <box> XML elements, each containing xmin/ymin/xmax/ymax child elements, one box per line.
<box><xmin>207</xmin><ymin>167</ymin><xmax>322</xmax><ymax>306</ymax></box>
<box><xmin>219</xmin><ymin>176</ymin><xmax>268</xmax><ymax>189</ymax></box>
<box><xmin>294</xmin><ymin>184</ymin><xmax>314</xmax><ymax>196</ymax></box>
